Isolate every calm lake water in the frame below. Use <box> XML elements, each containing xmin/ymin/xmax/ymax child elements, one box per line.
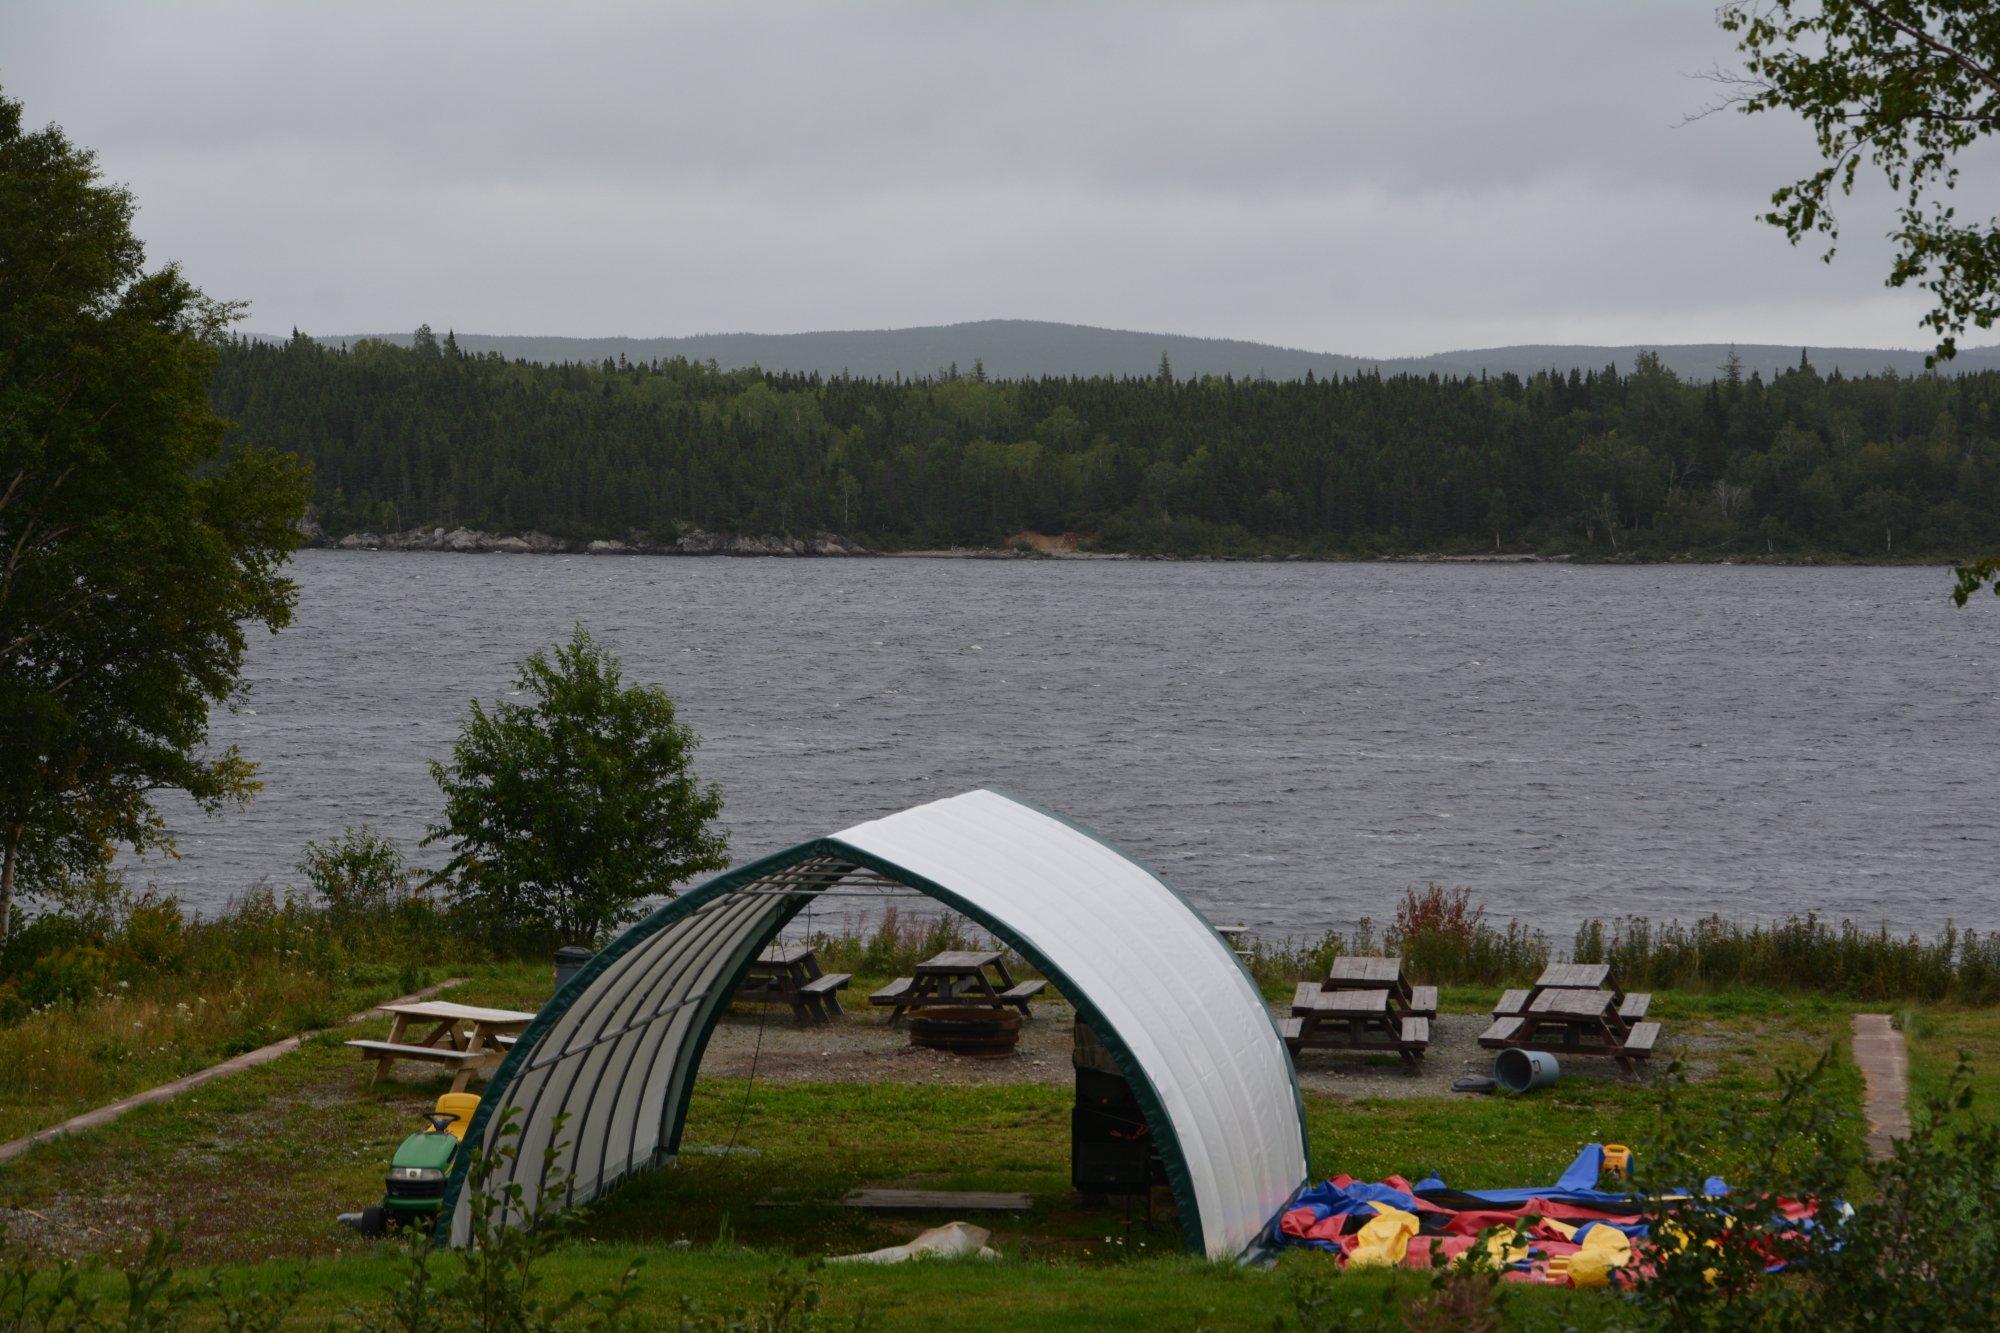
<box><xmin>136</xmin><ymin>551</ymin><xmax>1998</xmax><ymax>939</ymax></box>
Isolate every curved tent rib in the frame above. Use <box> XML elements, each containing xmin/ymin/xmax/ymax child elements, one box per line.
<box><xmin>436</xmin><ymin>788</ymin><xmax>1308</xmax><ymax>1260</ymax></box>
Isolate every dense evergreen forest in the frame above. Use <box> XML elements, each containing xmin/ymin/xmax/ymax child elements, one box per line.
<box><xmin>213</xmin><ymin>328</ymin><xmax>2000</xmax><ymax>559</ymax></box>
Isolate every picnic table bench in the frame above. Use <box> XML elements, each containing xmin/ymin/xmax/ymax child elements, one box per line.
<box><xmin>346</xmin><ymin>1000</ymin><xmax>537</xmax><ymax>1093</ymax></box>
<box><xmin>733</xmin><ymin>944</ymin><xmax>851</xmax><ymax>1024</ymax></box>
<box><xmin>1281</xmin><ymin>986</ymin><xmax>1429</xmax><ymax>1070</ymax></box>
<box><xmin>869</xmin><ymin>950</ymin><xmax>1046</xmax><ymax>1024</ymax></box>
<box><xmin>1481</xmin><ymin>964</ymin><xmax>1658</xmax><ymax>1074</ymax></box>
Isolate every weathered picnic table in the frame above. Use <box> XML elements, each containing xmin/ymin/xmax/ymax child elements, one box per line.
<box><xmin>1280</xmin><ymin>986</ymin><xmax>1429</xmax><ymax>1070</ymax></box>
<box><xmin>1481</xmin><ymin>963</ymin><xmax>1659</xmax><ymax>1073</ymax></box>
<box><xmin>1214</xmin><ymin>924</ymin><xmax>1255</xmax><ymax>962</ymax></box>
<box><xmin>733</xmin><ymin>944</ymin><xmax>851</xmax><ymax>1024</ymax></box>
<box><xmin>346</xmin><ymin>1000</ymin><xmax>538</xmax><ymax>1094</ymax></box>
<box><xmin>870</xmin><ymin>949</ymin><xmax>1047</xmax><ymax>1024</ymax></box>
<box><xmin>1322</xmin><ymin>955</ymin><xmax>1438</xmax><ymax>1018</ymax></box>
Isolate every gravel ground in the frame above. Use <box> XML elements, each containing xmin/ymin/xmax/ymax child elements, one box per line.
<box><xmin>702</xmin><ymin>999</ymin><xmax>1735</xmax><ymax>1097</ymax></box>
<box><xmin>701</xmin><ymin>998</ymin><xmax>1082</xmax><ymax>1086</ymax></box>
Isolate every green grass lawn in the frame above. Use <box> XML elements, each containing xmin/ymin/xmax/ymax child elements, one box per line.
<box><xmin>7</xmin><ymin>1243</ymin><xmax>1647</xmax><ymax>1331</ymax></box>
<box><xmin>0</xmin><ymin>980</ymin><xmax>1977</xmax><ymax>1329</ymax></box>
<box><xmin>1899</xmin><ymin>1003</ymin><xmax>2000</xmax><ymax>1124</ymax></box>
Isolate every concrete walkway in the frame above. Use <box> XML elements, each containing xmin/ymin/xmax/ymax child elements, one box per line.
<box><xmin>1851</xmin><ymin>1013</ymin><xmax>1910</xmax><ymax>1161</ymax></box>
<box><xmin>0</xmin><ymin>978</ymin><xmax>466</xmax><ymax>1165</ymax></box>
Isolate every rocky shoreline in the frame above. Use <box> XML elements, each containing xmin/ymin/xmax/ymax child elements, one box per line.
<box><xmin>324</xmin><ymin>525</ymin><xmax>872</xmax><ymax>557</ymax></box>
<box><xmin>315</xmin><ymin>523</ymin><xmax>1123</xmax><ymax>559</ymax></box>
<box><xmin>307</xmin><ymin>524</ymin><xmax>1944</xmax><ymax>568</ymax></box>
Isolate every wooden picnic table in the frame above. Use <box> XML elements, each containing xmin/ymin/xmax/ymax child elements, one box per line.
<box><xmin>1317</xmin><ymin>955</ymin><xmax>1438</xmax><ymax>1018</ymax></box>
<box><xmin>1491</xmin><ymin>962</ymin><xmax>1635</xmax><ymax>1021</ymax></box>
<box><xmin>346</xmin><ymin>1000</ymin><xmax>538</xmax><ymax>1094</ymax></box>
<box><xmin>733</xmin><ymin>944</ymin><xmax>851</xmax><ymax>1024</ymax></box>
<box><xmin>1529</xmin><ymin>988</ymin><xmax>1619</xmax><ymax>1019</ymax></box>
<box><xmin>1532</xmin><ymin>962</ymin><xmax>1624</xmax><ymax>1005</ymax></box>
<box><xmin>1281</xmin><ymin>987</ymin><xmax>1428</xmax><ymax>1070</ymax></box>
<box><xmin>1482</xmin><ymin>971</ymin><xmax>1660</xmax><ymax>1073</ymax></box>
<box><xmin>870</xmin><ymin>949</ymin><xmax>1047</xmax><ymax>1023</ymax></box>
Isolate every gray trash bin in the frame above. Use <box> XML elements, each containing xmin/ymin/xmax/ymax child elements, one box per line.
<box><xmin>554</xmin><ymin>946</ymin><xmax>594</xmax><ymax>991</ymax></box>
<box><xmin>1494</xmin><ymin>1047</ymin><xmax>1560</xmax><ymax>1093</ymax></box>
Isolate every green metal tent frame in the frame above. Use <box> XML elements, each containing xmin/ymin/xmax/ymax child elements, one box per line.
<box><xmin>435</xmin><ymin>801</ymin><xmax>1307</xmax><ymax>1258</ymax></box>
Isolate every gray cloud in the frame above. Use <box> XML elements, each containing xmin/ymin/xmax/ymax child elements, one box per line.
<box><xmin>3</xmin><ymin>0</ymin><xmax>1978</xmax><ymax>353</ymax></box>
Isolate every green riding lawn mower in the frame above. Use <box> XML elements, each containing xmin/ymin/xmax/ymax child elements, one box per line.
<box><xmin>337</xmin><ymin>1092</ymin><xmax>480</xmax><ymax>1237</ymax></box>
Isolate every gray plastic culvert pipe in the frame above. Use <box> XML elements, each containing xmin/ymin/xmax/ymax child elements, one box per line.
<box><xmin>1493</xmin><ymin>1047</ymin><xmax>1559</xmax><ymax>1093</ymax></box>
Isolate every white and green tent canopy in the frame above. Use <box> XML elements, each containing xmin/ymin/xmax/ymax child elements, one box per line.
<box><xmin>439</xmin><ymin>788</ymin><xmax>1309</xmax><ymax>1260</ymax></box>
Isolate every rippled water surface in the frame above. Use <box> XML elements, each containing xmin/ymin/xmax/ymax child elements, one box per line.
<box><xmin>139</xmin><ymin>552</ymin><xmax>1997</xmax><ymax>937</ymax></box>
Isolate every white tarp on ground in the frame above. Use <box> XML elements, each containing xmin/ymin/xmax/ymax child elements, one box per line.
<box><xmin>443</xmin><ymin>788</ymin><xmax>1308</xmax><ymax>1260</ymax></box>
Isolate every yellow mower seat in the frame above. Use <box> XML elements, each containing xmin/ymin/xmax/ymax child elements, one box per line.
<box><xmin>433</xmin><ymin>1092</ymin><xmax>481</xmax><ymax>1139</ymax></box>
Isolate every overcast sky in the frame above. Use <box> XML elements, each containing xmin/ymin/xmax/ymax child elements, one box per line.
<box><xmin>4</xmin><ymin>1</ymin><xmax>1983</xmax><ymax>354</ymax></box>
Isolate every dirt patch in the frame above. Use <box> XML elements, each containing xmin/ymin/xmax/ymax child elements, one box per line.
<box><xmin>1005</xmin><ymin>531</ymin><xmax>1085</xmax><ymax>554</ymax></box>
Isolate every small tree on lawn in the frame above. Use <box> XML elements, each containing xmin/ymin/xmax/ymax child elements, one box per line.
<box><xmin>425</xmin><ymin>628</ymin><xmax>728</xmax><ymax>947</ymax></box>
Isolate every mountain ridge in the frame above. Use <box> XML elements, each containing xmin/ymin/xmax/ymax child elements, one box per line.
<box><xmin>248</xmin><ymin>318</ymin><xmax>2000</xmax><ymax>383</ymax></box>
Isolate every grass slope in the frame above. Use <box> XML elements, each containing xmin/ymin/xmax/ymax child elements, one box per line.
<box><xmin>0</xmin><ymin>981</ymin><xmax>1911</xmax><ymax>1328</ymax></box>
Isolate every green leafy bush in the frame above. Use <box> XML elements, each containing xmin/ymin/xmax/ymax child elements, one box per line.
<box><xmin>298</xmin><ymin>825</ymin><xmax>409</xmax><ymax>923</ymax></box>
<box><xmin>0</xmin><ymin>868</ymin><xmax>128</xmax><ymax>981</ymax></box>
<box><xmin>1632</xmin><ymin>1052</ymin><xmax>2000</xmax><ymax>1329</ymax></box>
<box><xmin>112</xmin><ymin>894</ymin><xmax>187</xmax><ymax>975</ymax></box>
<box><xmin>20</xmin><ymin>946</ymin><xmax>112</xmax><ymax>1008</ymax></box>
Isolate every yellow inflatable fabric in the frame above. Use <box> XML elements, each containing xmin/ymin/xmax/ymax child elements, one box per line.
<box><xmin>1346</xmin><ymin>1203</ymin><xmax>1421</xmax><ymax>1268</ymax></box>
<box><xmin>1566</xmin><ymin>1225</ymin><xmax>1634</xmax><ymax>1289</ymax></box>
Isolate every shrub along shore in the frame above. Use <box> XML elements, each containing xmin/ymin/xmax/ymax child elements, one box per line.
<box><xmin>1235</xmin><ymin>885</ymin><xmax>2000</xmax><ymax>1004</ymax></box>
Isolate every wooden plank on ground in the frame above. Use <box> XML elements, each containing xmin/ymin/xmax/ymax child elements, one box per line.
<box><xmin>841</xmin><ymin>1188</ymin><xmax>1034</xmax><ymax>1212</ymax></box>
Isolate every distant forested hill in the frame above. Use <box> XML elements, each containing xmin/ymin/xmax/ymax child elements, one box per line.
<box><xmin>214</xmin><ymin>329</ymin><xmax>2000</xmax><ymax>560</ymax></box>
<box><xmin>257</xmin><ymin>319</ymin><xmax>2000</xmax><ymax>383</ymax></box>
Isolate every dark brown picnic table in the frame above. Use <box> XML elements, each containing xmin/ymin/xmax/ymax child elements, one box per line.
<box><xmin>1482</xmin><ymin>963</ymin><xmax>1659</xmax><ymax>1073</ymax></box>
<box><xmin>1532</xmin><ymin>963</ymin><xmax>1624</xmax><ymax>1005</ymax></box>
<box><xmin>1323</xmin><ymin>955</ymin><xmax>1438</xmax><ymax>1018</ymax></box>
<box><xmin>870</xmin><ymin>949</ymin><xmax>1047</xmax><ymax>1023</ymax></box>
<box><xmin>733</xmin><ymin>944</ymin><xmax>851</xmax><ymax>1024</ymax></box>
<box><xmin>1281</xmin><ymin>986</ymin><xmax>1429</xmax><ymax>1070</ymax></box>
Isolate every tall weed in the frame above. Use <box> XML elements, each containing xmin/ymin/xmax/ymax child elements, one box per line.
<box><xmin>1572</xmin><ymin>912</ymin><xmax>2000</xmax><ymax>1003</ymax></box>
<box><xmin>0</xmin><ymin>871</ymin><xmax>486</xmax><ymax>1131</ymax></box>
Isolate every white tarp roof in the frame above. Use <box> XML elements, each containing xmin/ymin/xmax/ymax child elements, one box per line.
<box><xmin>443</xmin><ymin>788</ymin><xmax>1308</xmax><ymax>1259</ymax></box>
